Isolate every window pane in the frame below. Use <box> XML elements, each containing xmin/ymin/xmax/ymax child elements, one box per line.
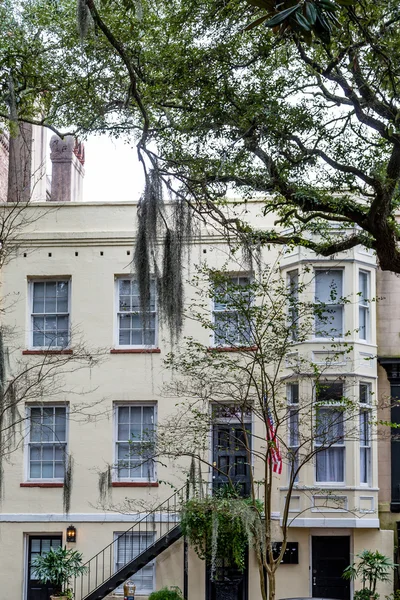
<box><xmin>116</xmin><ymin>407</ymin><xmax>155</xmax><ymax>480</ymax></box>
<box><xmin>360</xmin><ymin>383</ymin><xmax>370</xmax><ymax>404</ymax></box>
<box><xmin>316</xmin><ymin>447</ymin><xmax>344</xmax><ymax>482</ymax></box>
<box><xmin>287</xmin><ymin>384</ymin><xmax>299</xmax><ymax>404</ymax></box>
<box><xmin>359</xmin><ymin>271</ymin><xmax>368</xmax><ymax>302</ymax></box>
<box><xmin>317</xmin><ymin>383</ymin><xmax>343</xmax><ymax>403</ymax></box>
<box><xmin>359</xmin><ymin>306</ymin><xmax>367</xmax><ymax>340</ymax></box>
<box><xmin>315</xmin><ymin>270</ymin><xmax>343</xmax><ymax>304</ymax></box>
<box><xmin>29</xmin><ymin>407</ymin><xmax>66</xmax><ymax>480</ymax></box>
<box><xmin>315</xmin><ymin>306</ymin><xmax>343</xmax><ymax>338</ymax></box>
<box><xmin>289</xmin><ymin>410</ymin><xmax>299</xmax><ymax>446</ymax></box>
<box><xmin>316</xmin><ymin>408</ymin><xmax>344</xmax><ymax>444</ymax></box>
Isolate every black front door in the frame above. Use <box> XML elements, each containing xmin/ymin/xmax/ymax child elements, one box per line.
<box><xmin>312</xmin><ymin>536</ymin><xmax>350</xmax><ymax>600</ymax></box>
<box><xmin>27</xmin><ymin>535</ymin><xmax>62</xmax><ymax>600</ymax></box>
<box><xmin>212</xmin><ymin>423</ymin><xmax>251</xmax><ymax>496</ymax></box>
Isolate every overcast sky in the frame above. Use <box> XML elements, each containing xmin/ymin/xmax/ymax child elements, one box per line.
<box><xmin>83</xmin><ymin>135</ymin><xmax>145</xmax><ymax>202</ymax></box>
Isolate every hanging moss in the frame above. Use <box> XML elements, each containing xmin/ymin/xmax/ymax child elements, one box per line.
<box><xmin>160</xmin><ymin>229</ymin><xmax>184</xmax><ymax>339</ymax></box>
<box><xmin>134</xmin><ymin>169</ymin><xmax>197</xmax><ymax>341</ymax></box>
<box><xmin>76</xmin><ymin>0</ymin><xmax>92</xmax><ymax>40</ymax></box>
<box><xmin>98</xmin><ymin>465</ymin><xmax>112</xmax><ymax>504</ymax></box>
<box><xmin>63</xmin><ymin>455</ymin><xmax>74</xmax><ymax>516</ymax></box>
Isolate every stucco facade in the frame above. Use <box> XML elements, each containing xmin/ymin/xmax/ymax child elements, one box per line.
<box><xmin>0</xmin><ymin>194</ymin><xmax>393</xmax><ymax>600</ymax></box>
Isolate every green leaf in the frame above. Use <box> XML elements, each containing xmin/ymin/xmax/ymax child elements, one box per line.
<box><xmin>304</xmin><ymin>2</ymin><xmax>317</xmax><ymax>24</ymax></box>
<box><xmin>295</xmin><ymin>12</ymin><xmax>312</xmax><ymax>30</ymax></box>
<box><xmin>335</xmin><ymin>0</ymin><xmax>355</xmax><ymax>5</ymax></box>
<box><xmin>244</xmin><ymin>14</ymin><xmax>270</xmax><ymax>30</ymax></box>
<box><xmin>317</xmin><ymin>0</ymin><xmax>337</xmax><ymax>11</ymax></box>
<box><xmin>264</xmin><ymin>4</ymin><xmax>301</xmax><ymax>27</ymax></box>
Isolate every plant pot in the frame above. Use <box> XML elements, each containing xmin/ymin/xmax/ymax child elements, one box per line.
<box><xmin>50</xmin><ymin>596</ymin><xmax>68</xmax><ymax>600</ymax></box>
<box><xmin>213</xmin><ymin>578</ymin><xmax>241</xmax><ymax>600</ymax></box>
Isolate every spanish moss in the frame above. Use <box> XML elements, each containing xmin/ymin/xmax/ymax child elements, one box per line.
<box><xmin>76</xmin><ymin>0</ymin><xmax>92</xmax><ymax>41</ymax></box>
<box><xmin>159</xmin><ymin>229</ymin><xmax>183</xmax><ymax>339</ymax></box>
<box><xmin>134</xmin><ymin>169</ymin><xmax>194</xmax><ymax>341</ymax></box>
<box><xmin>98</xmin><ymin>465</ymin><xmax>112</xmax><ymax>505</ymax></box>
<box><xmin>63</xmin><ymin>454</ymin><xmax>74</xmax><ymax>515</ymax></box>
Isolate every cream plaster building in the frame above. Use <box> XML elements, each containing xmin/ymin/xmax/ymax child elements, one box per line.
<box><xmin>0</xmin><ymin>128</ymin><xmax>394</xmax><ymax>600</ymax></box>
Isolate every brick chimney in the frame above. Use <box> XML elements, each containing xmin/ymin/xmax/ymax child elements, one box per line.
<box><xmin>49</xmin><ymin>134</ymin><xmax>85</xmax><ymax>202</ymax></box>
<box><xmin>7</xmin><ymin>123</ymin><xmax>32</xmax><ymax>203</ymax></box>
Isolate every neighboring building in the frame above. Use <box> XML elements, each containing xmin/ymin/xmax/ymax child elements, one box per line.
<box><xmin>0</xmin><ymin>131</ymin><xmax>394</xmax><ymax>600</ymax></box>
<box><xmin>376</xmin><ymin>271</ymin><xmax>400</xmax><ymax>559</ymax></box>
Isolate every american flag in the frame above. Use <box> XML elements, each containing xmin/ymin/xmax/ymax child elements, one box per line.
<box><xmin>267</xmin><ymin>408</ymin><xmax>282</xmax><ymax>475</ymax></box>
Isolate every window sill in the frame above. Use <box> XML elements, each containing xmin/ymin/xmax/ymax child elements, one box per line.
<box><xmin>110</xmin><ymin>349</ymin><xmax>161</xmax><ymax>354</ymax></box>
<box><xmin>23</xmin><ymin>350</ymin><xmax>73</xmax><ymax>355</ymax></box>
<box><xmin>112</xmin><ymin>482</ymin><xmax>159</xmax><ymax>487</ymax></box>
<box><xmin>207</xmin><ymin>346</ymin><xmax>257</xmax><ymax>353</ymax></box>
<box><xmin>20</xmin><ymin>483</ymin><xmax>64</xmax><ymax>488</ymax></box>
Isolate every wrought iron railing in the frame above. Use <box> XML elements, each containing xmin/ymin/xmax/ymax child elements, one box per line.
<box><xmin>72</xmin><ymin>484</ymin><xmax>187</xmax><ymax>600</ymax></box>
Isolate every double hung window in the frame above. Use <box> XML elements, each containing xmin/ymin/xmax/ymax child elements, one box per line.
<box><xmin>31</xmin><ymin>280</ymin><xmax>70</xmax><ymax>349</ymax></box>
<box><xmin>359</xmin><ymin>271</ymin><xmax>370</xmax><ymax>341</ymax></box>
<box><xmin>115</xmin><ymin>405</ymin><xmax>155</xmax><ymax>481</ymax></box>
<box><xmin>213</xmin><ymin>275</ymin><xmax>252</xmax><ymax>347</ymax></box>
<box><xmin>315</xmin><ymin>383</ymin><xmax>345</xmax><ymax>483</ymax></box>
<box><xmin>315</xmin><ymin>270</ymin><xmax>343</xmax><ymax>338</ymax></box>
<box><xmin>115</xmin><ymin>532</ymin><xmax>155</xmax><ymax>594</ymax></box>
<box><xmin>28</xmin><ymin>406</ymin><xmax>67</xmax><ymax>480</ymax></box>
<box><xmin>359</xmin><ymin>383</ymin><xmax>371</xmax><ymax>485</ymax></box>
<box><xmin>117</xmin><ymin>278</ymin><xmax>156</xmax><ymax>347</ymax></box>
<box><xmin>287</xmin><ymin>383</ymin><xmax>299</xmax><ymax>482</ymax></box>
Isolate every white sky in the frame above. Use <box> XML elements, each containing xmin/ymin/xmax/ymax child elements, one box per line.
<box><xmin>82</xmin><ymin>135</ymin><xmax>145</xmax><ymax>202</ymax></box>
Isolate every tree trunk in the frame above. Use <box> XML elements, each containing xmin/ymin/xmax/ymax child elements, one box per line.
<box><xmin>268</xmin><ymin>569</ymin><xmax>276</xmax><ymax>600</ymax></box>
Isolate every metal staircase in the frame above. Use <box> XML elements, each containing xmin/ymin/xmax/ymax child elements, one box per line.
<box><xmin>72</xmin><ymin>485</ymin><xmax>187</xmax><ymax>600</ymax></box>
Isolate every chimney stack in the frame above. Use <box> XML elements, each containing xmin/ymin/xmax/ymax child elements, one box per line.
<box><xmin>49</xmin><ymin>135</ymin><xmax>85</xmax><ymax>202</ymax></box>
<box><xmin>7</xmin><ymin>123</ymin><xmax>32</xmax><ymax>203</ymax></box>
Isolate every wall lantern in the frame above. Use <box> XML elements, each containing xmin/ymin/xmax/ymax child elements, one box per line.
<box><xmin>66</xmin><ymin>525</ymin><xmax>77</xmax><ymax>543</ymax></box>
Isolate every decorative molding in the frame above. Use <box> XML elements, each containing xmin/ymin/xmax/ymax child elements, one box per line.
<box><xmin>284</xmin><ymin>517</ymin><xmax>380</xmax><ymax>528</ymax></box>
<box><xmin>0</xmin><ymin>512</ymin><xmax>180</xmax><ymax>523</ymax></box>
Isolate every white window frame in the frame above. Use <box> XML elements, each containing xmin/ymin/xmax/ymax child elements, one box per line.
<box><xmin>113</xmin><ymin>403</ymin><xmax>156</xmax><ymax>482</ymax></box>
<box><xmin>115</xmin><ymin>277</ymin><xmax>157</xmax><ymax>349</ymax></box>
<box><xmin>25</xmin><ymin>405</ymin><xmax>68</xmax><ymax>482</ymax></box>
<box><xmin>358</xmin><ymin>270</ymin><xmax>370</xmax><ymax>342</ymax></box>
<box><xmin>29</xmin><ymin>279</ymin><xmax>71</xmax><ymax>350</ymax></box>
<box><xmin>113</xmin><ymin>531</ymin><xmax>155</xmax><ymax>595</ymax></box>
<box><xmin>314</xmin><ymin>382</ymin><xmax>346</xmax><ymax>485</ymax></box>
<box><xmin>287</xmin><ymin>383</ymin><xmax>299</xmax><ymax>483</ymax></box>
<box><xmin>314</xmin><ymin>269</ymin><xmax>344</xmax><ymax>339</ymax></box>
<box><xmin>212</xmin><ymin>274</ymin><xmax>252</xmax><ymax>348</ymax></box>
<box><xmin>359</xmin><ymin>382</ymin><xmax>372</xmax><ymax>486</ymax></box>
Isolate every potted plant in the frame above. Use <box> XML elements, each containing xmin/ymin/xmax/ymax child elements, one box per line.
<box><xmin>342</xmin><ymin>550</ymin><xmax>397</xmax><ymax>600</ymax></box>
<box><xmin>31</xmin><ymin>545</ymin><xmax>87</xmax><ymax>600</ymax></box>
